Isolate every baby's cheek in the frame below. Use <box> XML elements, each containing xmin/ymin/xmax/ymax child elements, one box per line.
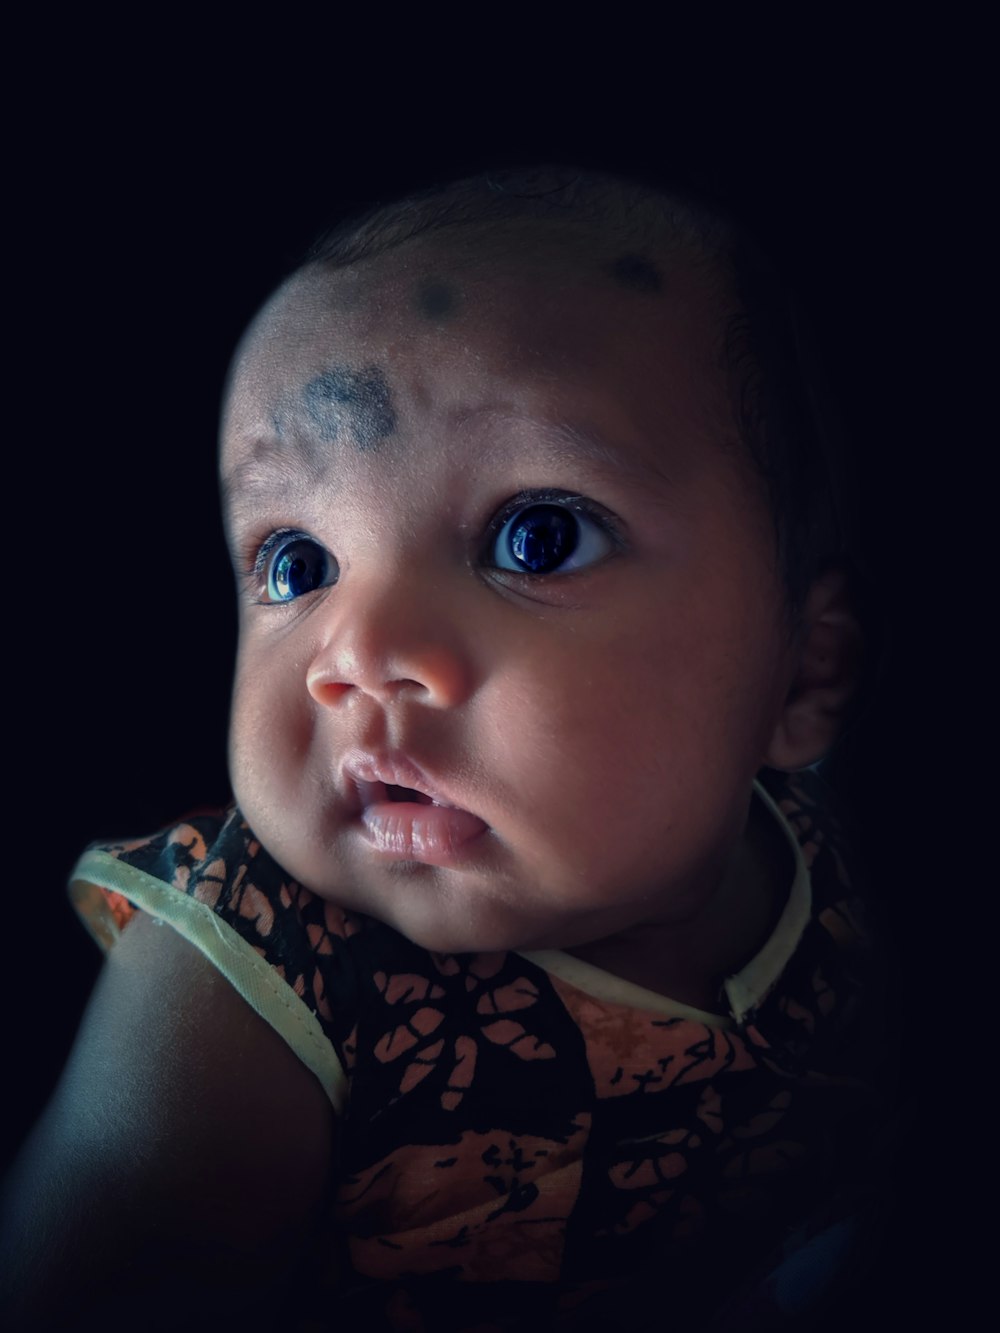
<box><xmin>229</xmin><ymin>680</ymin><xmax>292</xmax><ymax>811</ymax></box>
<box><xmin>228</xmin><ymin>684</ymin><xmax>262</xmax><ymax>789</ymax></box>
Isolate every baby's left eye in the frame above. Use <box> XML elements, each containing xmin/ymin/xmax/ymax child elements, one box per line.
<box><xmin>488</xmin><ymin>500</ymin><xmax>615</xmax><ymax>575</ymax></box>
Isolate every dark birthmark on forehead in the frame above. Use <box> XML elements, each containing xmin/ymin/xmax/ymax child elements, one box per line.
<box><xmin>301</xmin><ymin>366</ymin><xmax>397</xmax><ymax>452</ymax></box>
<box><xmin>415</xmin><ymin>278</ymin><xmax>459</xmax><ymax>321</ymax></box>
<box><xmin>609</xmin><ymin>253</ymin><xmax>663</xmax><ymax>295</ymax></box>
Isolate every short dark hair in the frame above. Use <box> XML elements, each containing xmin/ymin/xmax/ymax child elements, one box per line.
<box><xmin>297</xmin><ymin>164</ymin><xmax>887</xmax><ymax>730</ymax></box>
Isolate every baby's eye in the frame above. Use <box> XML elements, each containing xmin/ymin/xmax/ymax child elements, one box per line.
<box><xmin>488</xmin><ymin>499</ymin><xmax>615</xmax><ymax>575</ymax></box>
<box><xmin>259</xmin><ymin>534</ymin><xmax>338</xmax><ymax>602</ymax></box>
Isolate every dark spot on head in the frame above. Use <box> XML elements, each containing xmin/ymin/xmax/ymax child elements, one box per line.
<box><xmin>609</xmin><ymin>253</ymin><xmax>663</xmax><ymax>295</ymax></box>
<box><xmin>415</xmin><ymin>278</ymin><xmax>459</xmax><ymax>321</ymax></box>
<box><xmin>301</xmin><ymin>366</ymin><xmax>397</xmax><ymax>452</ymax></box>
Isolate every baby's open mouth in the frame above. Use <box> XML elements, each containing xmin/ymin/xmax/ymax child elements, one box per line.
<box><xmin>341</xmin><ymin>754</ymin><xmax>467</xmax><ymax>817</ymax></box>
<box><xmin>385</xmin><ymin>784</ymin><xmax>435</xmax><ymax>806</ymax></box>
<box><xmin>342</xmin><ymin>755</ymin><xmax>489</xmax><ymax>863</ymax></box>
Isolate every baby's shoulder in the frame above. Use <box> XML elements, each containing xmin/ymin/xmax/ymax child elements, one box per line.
<box><xmin>2</xmin><ymin>904</ymin><xmax>334</xmax><ymax>1327</ymax></box>
<box><xmin>70</xmin><ymin>805</ymin><xmax>384</xmax><ymax>1114</ymax></box>
<box><xmin>73</xmin><ymin>803</ymin><xmax>368</xmax><ymax>960</ymax></box>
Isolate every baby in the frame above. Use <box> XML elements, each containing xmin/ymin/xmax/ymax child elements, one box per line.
<box><xmin>3</xmin><ymin>166</ymin><xmax>881</xmax><ymax>1331</ymax></box>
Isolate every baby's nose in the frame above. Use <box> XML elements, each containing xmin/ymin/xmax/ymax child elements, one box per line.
<box><xmin>305</xmin><ymin>573</ymin><xmax>475</xmax><ymax>711</ymax></box>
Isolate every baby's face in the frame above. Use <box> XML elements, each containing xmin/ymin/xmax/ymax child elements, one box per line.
<box><xmin>222</xmin><ymin>226</ymin><xmax>798</xmax><ymax>956</ymax></box>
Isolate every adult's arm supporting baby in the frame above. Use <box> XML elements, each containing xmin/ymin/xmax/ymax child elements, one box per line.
<box><xmin>0</xmin><ymin>911</ymin><xmax>336</xmax><ymax>1330</ymax></box>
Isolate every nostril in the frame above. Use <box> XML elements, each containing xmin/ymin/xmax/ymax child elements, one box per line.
<box><xmin>308</xmin><ymin>678</ymin><xmax>352</xmax><ymax>705</ymax></box>
<box><xmin>306</xmin><ymin>639</ymin><xmax>472</xmax><ymax>710</ymax></box>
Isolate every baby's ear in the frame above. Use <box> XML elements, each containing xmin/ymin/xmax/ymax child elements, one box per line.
<box><xmin>762</xmin><ymin>565</ymin><xmax>866</xmax><ymax>773</ymax></box>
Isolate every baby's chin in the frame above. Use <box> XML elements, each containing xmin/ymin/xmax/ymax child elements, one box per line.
<box><xmin>299</xmin><ymin>869</ymin><xmax>571</xmax><ymax>959</ymax></box>
<box><xmin>354</xmin><ymin>899</ymin><xmax>540</xmax><ymax>958</ymax></box>
<box><xmin>238</xmin><ymin>809</ymin><xmax>609</xmax><ymax>958</ymax></box>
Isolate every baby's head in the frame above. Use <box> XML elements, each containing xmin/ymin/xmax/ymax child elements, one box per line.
<box><xmin>219</xmin><ymin>165</ymin><xmax>867</xmax><ymax>962</ymax></box>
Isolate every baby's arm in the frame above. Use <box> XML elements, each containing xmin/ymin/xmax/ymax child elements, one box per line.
<box><xmin>1</xmin><ymin>910</ymin><xmax>336</xmax><ymax>1329</ymax></box>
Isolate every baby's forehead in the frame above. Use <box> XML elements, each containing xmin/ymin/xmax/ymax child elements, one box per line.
<box><xmin>221</xmin><ymin>224</ymin><xmax>739</xmax><ymax>497</ymax></box>
<box><xmin>233</xmin><ymin>225</ymin><xmax>726</xmax><ymax>395</ymax></box>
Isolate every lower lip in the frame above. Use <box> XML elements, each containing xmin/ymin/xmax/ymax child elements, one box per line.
<box><xmin>359</xmin><ymin>802</ymin><xmax>489</xmax><ymax>866</ymax></box>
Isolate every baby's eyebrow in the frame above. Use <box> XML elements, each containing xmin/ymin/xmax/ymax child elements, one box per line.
<box><xmin>222</xmin><ymin>363</ymin><xmax>399</xmax><ymax>527</ymax></box>
<box><xmin>222</xmin><ymin>409</ymin><xmax>679</xmax><ymax>527</ymax></box>
<box><xmin>220</xmin><ymin>442</ymin><xmax>320</xmax><ymax>531</ymax></box>
<box><xmin>457</xmin><ymin>408</ymin><xmax>680</xmax><ymax>493</ymax></box>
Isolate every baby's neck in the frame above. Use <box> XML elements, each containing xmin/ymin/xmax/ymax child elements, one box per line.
<box><xmin>563</xmin><ymin>796</ymin><xmax>792</xmax><ymax>1014</ymax></box>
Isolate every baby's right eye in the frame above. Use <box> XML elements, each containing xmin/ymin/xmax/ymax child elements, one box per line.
<box><xmin>257</xmin><ymin>533</ymin><xmax>338</xmax><ymax>603</ymax></box>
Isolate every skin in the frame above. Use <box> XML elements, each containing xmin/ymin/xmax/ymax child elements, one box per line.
<box><xmin>221</xmin><ymin>223</ymin><xmax>862</xmax><ymax>1010</ymax></box>
<box><xmin>1</xmin><ymin>914</ymin><xmax>333</xmax><ymax>1325</ymax></box>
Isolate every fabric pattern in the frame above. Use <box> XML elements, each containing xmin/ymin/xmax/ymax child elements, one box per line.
<box><xmin>69</xmin><ymin>767</ymin><xmax>879</xmax><ymax>1331</ymax></box>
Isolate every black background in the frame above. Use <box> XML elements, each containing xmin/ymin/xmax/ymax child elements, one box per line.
<box><xmin>6</xmin><ymin>34</ymin><xmax>977</xmax><ymax>1328</ymax></box>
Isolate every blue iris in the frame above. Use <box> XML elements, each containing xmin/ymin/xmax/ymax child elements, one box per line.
<box><xmin>490</xmin><ymin>500</ymin><xmax>613</xmax><ymax>575</ymax></box>
<box><xmin>506</xmin><ymin>505</ymin><xmax>579</xmax><ymax>573</ymax></box>
<box><xmin>266</xmin><ymin>539</ymin><xmax>335</xmax><ymax>602</ymax></box>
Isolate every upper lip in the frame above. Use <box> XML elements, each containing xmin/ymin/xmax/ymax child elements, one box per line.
<box><xmin>341</xmin><ymin>749</ymin><xmax>462</xmax><ymax>813</ymax></box>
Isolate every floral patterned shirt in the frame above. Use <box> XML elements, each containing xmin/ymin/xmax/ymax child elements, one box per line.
<box><xmin>69</xmin><ymin>766</ymin><xmax>880</xmax><ymax>1331</ymax></box>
